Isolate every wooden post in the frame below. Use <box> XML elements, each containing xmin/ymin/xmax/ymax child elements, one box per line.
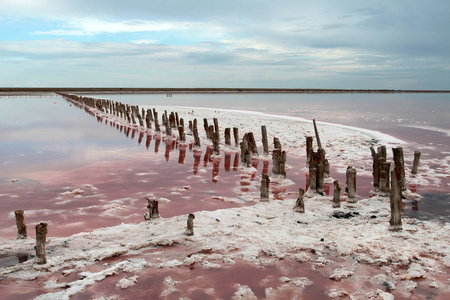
<box><xmin>293</xmin><ymin>188</ymin><xmax>305</xmax><ymax>213</ymax></box>
<box><xmin>212</xmin><ymin>131</ymin><xmax>220</xmax><ymax>155</ymax></box>
<box><xmin>35</xmin><ymin>222</ymin><xmax>48</xmax><ymax>265</ymax></box>
<box><xmin>346</xmin><ymin>166</ymin><xmax>357</xmax><ymax>202</ymax></box>
<box><xmin>273</xmin><ymin>137</ymin><xmax>281</xmax><ymax>150</ymax></box>
<box><xmin>260</xmin><ymin>173</ymin><xmax>270</xmax><ymax>201</ymax></box>
<box><xmin>193</xmin><ymin>119</ymin><xmax>198</xmax><ymax>132</ymax></box>
<box><xmin>144</xmin><ymin>198</ymin><xmax>160</xmax><ymax>220</ymax></box>
<box><xmin>272</xmin><ymin>149</ymin><xmax>286</xmax><ymax>178</ymax></box>
<box><xmin>411</xmin><ymin>150</ymin><xmax>421</xmax><ymax>175</ymax></box>
<box><xmin>213</xmin><ymin>118</ymin><xmax>219</xmax><ymax>135</ymax></box>
<box><xmin>233</xmin><ymin>127</ymin><xmax>239</xmax><ymax>146</ymax></box>
<box><xmin>261</xmin><ymin>125</ymin><xmax>269</xmax><ymax>155</ymax></box>
<box><xmin>313</xmin><ymin>119</ymin><xmax>322</xmax><ymax>149</ymax></box>
<box><xmin>379</xmin><ymin>159</ymin><xmax>391</xmax><ymax>193</ymax></box>
<box><xmin>389</xmin><ymin>170</ymin><xmax>402</xmax><ymax>231</ymax></box>
<box><xmin>203</xmin><ymin>119</ymin><xmax>209</xmax><ymax>138</ymax></box>
<box><xmin>306</xmin><ymin>136</ymin><xmax>313</xmax><ymax>165</ymax></box>
<box><xmin>178</xmin><ymin>125</ymin><xmax>185</xmax><ymax>142</ymax></box>
<box><xmin>193</xmin><ymin>128</ymin><xmax>201</xmax><ymax>148</ymax></box>
<box><xmin>392</xmin><ymin>147</ymin><xmax>406</xmax><ymax>191</ymax></box>
<box><xmin>370</xmin><ymin>146</ymin><xmax>387</xmax><ymax>188</ymax></box>
<box><xmin>188</xmin><ymin>120</ymin><xmax>193</xmax><ymax>132</ymax></box>
<box><xmin>224</xmin><ymin>128</ymin><xmax>231</xmax><ymax>145</ymax></box>
<box><xmin>309</xmin><ymin>166</ymin><xmax>317</xmax><ymax>191</ymax></box>
<box><xmin>208</xmin><ymin>125</ymin><xmax>214</xmax><ymax>140</ymax></box>
<box><xmin>164</xmin><ymin>119</ymin><xmax>172</xmax><ymax>136</ymax></box>
<box><xmin>333</xmin><ymin>181</ymin><xmax>341</xmax><ymax>208</ymax></box>
<box><xmin>154</xmin><ymin>111</ymin><xmax>161</xmax><ymax>132</ymax></box>
<box><xmin>240</xmin><ymin>139</ymin><xmax>248</xmax><ymax>163</ymax></box>
<box><xmin>246</xmin><ymin>132</ymin><xmax>258</xmax><ymax>154</ymax></box>
<box><xmin>14</xmin><ymin>210</ymin><xmax>27</xmax><ymax>239</ymax></box>
<box><xmin>317</xmin><ymin>163</ymin><xmax>324</xmax><ymax>195</ymax></box>
<box><xmin>185</xmin><ymin>214</ymin><xmax>195</xmax><ymax>236</ymax></box>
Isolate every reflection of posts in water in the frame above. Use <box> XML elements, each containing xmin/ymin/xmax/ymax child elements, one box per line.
<box><xmin>212</xmin><ymin>157</ymin><xmax>221</xmax><ymax>182</ymax></box>
<box><xmin>204</xmin><ymin>146</ymin><xmax>213</xmax><ymax>167</ymax></box>
<box><xmin>138</xmin><ymin>131</ymin><xmax>144</xmax><ymax>145</ymax></box>
<box><xmin>154</xmin><ymin>135</ymin><xmax>161</xmax><ymax>153</ymax></box>
<box><xmin>145</xmin><ymin>133</ymin><xmax>152</xmax><ymax>149</ymax></box>
<box><xmin>224</xmin><ymin>153</ymin><xmax>231</xmax><ymax>171</ymax></box>
<box><xmin>131</xmin><ymin>128</ymin><xmax>136</xmax><ymax>140</ymax></box>
<box><xmin>178</xmin><ymin>144</ymin><xmax>187</xmax><ymax>164</ymax></box>
<box><xmin>164</xmin><ymin>139</ymin><xmax>175</xmax><ymax>162</ymax></box>
<box><xmin>193</xmin><ymin>150</ymin><xmax>201</xmax><ymax>175</ymax></box>
<box><xmin>125</xmin><ymin>127</ymin><xmax>130</xmax><ymax>138</ymax></box>
<box><xmin>412</xmin><ymin>199</ymin><xmax>419</xmax><ymax>211</ymax></box>
<box><xmin>233</xmin><ymin>153</ymin><xmax>239</xmax><ymax>171</ymax></box>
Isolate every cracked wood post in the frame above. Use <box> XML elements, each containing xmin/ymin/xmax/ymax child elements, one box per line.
<box><xmin>313</xmin><ymin>119</ymin><xmax>322</xmax><ymax>149</ymax></box>
<box><xmin>144</xmin><ymin>198</ymin><xmax>160</xmax><ymax>220</ymax></box>
<box><xmin>185</xmin><ymin>214</ymin><xmax>195</xmax><ymax>236</ymax></box>
<box><xmin>379</xmin><ymin>159</ymin><xmax>391</xmax><ymax>193</ymax></box>
<box><xmin>306</xmin><ymin>136</ymin><xmax>313</xmax><ymax>165</ymax></box>
<box><xmin>260</xmin><ymin>173</ymin><xmax>270</xmax><ymax>201</ymax></box>
<box><xmin>261</xmin><ymin>125</ymin><xmax>269</xmax><ymax>155</ymax></box>
<box><xmin>193</xmin><ymin>128</ymin><xmax>201</xmax><ymax>148</ymax></box>
<box><xmin>15</xmin><ymin>210</ymin><xmax>27</xmax><ymax>239</ymax></box>
<box><xmin>370</xmin><ymin>145</ymin><xmax>387</xmax><ymax>188</ymax></box>
<box><xmin>35</xmin><ymin>222</ymin><xmax>48</xmax><ymax>265</ymax></box>
<box><xmin>212</xmin><ymin>131</ymin><xmax>220</xmax><ymax>155</ymax></box>
<box><xmin>389</xmin><ymin>170</ymin><xmax>402</xmax><ymax>231</ymax></box>
<box><xmin>333</xmin><ymin>181</ymin><xmax>341</xmax><ymax>208</ymax></box>
<box><xmin>233</xmin><ymin>127</ymin><xmax>239</xmax><ymax>146</ymax></box>
<box><xmin>393</xmin><ymin>147</ymin><xmax>406</xmax><ymax>191</ymax></box>
<box><xmin>246</xmin><ymin>132</ymin><xmax>258</xmax><ymax>154</ymax></box>
<box><xmin>224</xmin><ymin>128</ymin><xmax>231</xmax><ymax>145</ymax></box>
<box><xmin>293</xmin><ymin>188</ymin><xmax>305</xmax><ymax>213</ymax></box>
<box><xmin>346</xmin><ymin>166</ymin><xmax>357</xmax><ymax>203</ymax></box>
<box><xmin>411</xmin><ymin>150</ymin><xmax>421</xmax><ymax>175</ymax></box>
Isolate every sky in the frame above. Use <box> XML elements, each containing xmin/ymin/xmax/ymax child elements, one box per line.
<box><xmin>0</xmin><ymin>0</ymin><xmax>449</xmax><ymax>89</ymax></box>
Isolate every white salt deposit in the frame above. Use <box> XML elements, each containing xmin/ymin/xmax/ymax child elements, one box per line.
<box><xmin>1</xmin><ymin>103</ymin><xmax>448</xmax><ymax>299</ymax></box>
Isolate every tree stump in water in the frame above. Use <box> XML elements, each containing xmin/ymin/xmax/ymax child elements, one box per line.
<box><xmin>15</xmin><ymin>210</ymin><xmax>27</xmax><ymax>239</ymax></box>
<box><xmin>293</xmin><ymin>188</ymin><xmax>305</xmax><ymax>213</ymax></box>
<box><xmin>389</xmin><ymin>170</ymin><xmax>402</xmax><ymax>231</ymax></box>
<box><xmin>260</xmin><ymin>173</ymin><xmax>270</xmax><ymax>201</ymax></box>
<box><xmin>35</xmin><ymin>222</ymin><xmax>48</xmax><ymax>265</ymax></box>
<box><xmin>261</xmin><ymin>126</ymin><xmax>269</xmax><ymax>155</ymax></box>
<box><xmin>185</xmin><ymin>214</ymin><xmax>195</xmax><ymax>236</ymax></box>
<box><xmin>333</xmin><ymin>181</ymin><xmax>341</xmax><ymax>208</ymax></box>
<box><xmin>225</xmin><ymin>128</ymin><xmax>231</xmax><ymax>145</ymax></box>
<box><xmin>346</xmin><ymin>166</ymin><xmax>357</xmax><ymax>202</ymax></box>
<box><xmin>411</xmin><ymin>150</ymin><xmax>421</xmax><ymax>175</ymax></box>
<box><xmin>392</xmin><ymin>147</ymin><xmax>406</xmax><ymax>191</ymax></box>
<box><xmin>370</xmin><ymin>146</ymin><xmax>387</xmax><ymax>188</ymax></box>
<box><xmin>233</xmin><ymin>127</ymin><xmax>239</xmax><ymax>146</ymax></box>
<box><xmin>144</xmin><ymin>198</ymin><xmax>160</xmax><ymax>220</ymax></box>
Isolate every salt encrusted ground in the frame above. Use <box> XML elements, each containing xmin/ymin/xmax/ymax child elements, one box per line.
<box><xmin>1</xmin><ymin>104</ymin><xmax>449</xmax><ymax>299</ymax></box>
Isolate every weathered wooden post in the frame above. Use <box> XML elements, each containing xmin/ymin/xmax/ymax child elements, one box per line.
<box><xmin>273</xmin><ymin>137</ymin><xmax>281</xmax><ymax>150</ymax></box>
<box><xmin>224</xmin><ymin>128</ymin><xmax>231</xmax><ymax>145</ymax></box>
<box><xmin>389</xmin><ymin>170</ymin><xmax>402</xmax><ymax>231</ymax></box>
<box><xmin>261</xmin><ymin>125</ymin><xmax>269</xmax><ymax>155</ymax></box>
<box><xmin>164</xmin><ymin>119</ymin><xmax>172</xmax><ymax>136</ymax></box>
<box><xmin>208</xmin><ymin>125</ymin><xmax>214</xmax><ymax>139</ymax></box>
<box><xmin>185</xmin><ymin>214</ymin><xmax>195</xmax><ymax>236</ymax></box>
<box><xmin>411</xmin><ymin>150</ymin><xmax>421</xmax><ymax>175</ymax></box>
<box><xmin>392</xmin><ymin>147</ymin><xmax>406</xmax><ymax>191</ymax></box>
<box><xmin>188</xmin><ymin>120</ymin><xmax>193</xmax><ymax>132</ymax></box>
<box><xmin>203</xmin><ymin>119</ymin><xmax>209</xmax><ymax>138</ymax></box>
<box><xmin>272</xmin><ymin>149</ymin><xmax>286</xmax><ymax>178</ymax></box>
<box><xmin>213</xmin><ymin>118</ymin><xmax>219</xmax><ymax>136</ymax></box>
<box><xmin>379</xmin><ymin>159</ymin><xmax>391</xmax><ymax>193</ymax></box>
<box><xmin>306</xmin><ymin>136</ymin><xmax>313</xmax><ymax>165</ymax></box>
<box><xmin>35</xmin><ymin>222</ymin><xmax>48</xmax><ymax>264</ymax></box>
<box><xmin>154</xmin><ymin>111</ymin><xmax>161</xmax><ymax>132</ymax></box>
<box><xmin>144</xmin><ymin>197</ymin><xmax>160</xmax><ymax>220</ymax></box>
<box><xmin>370</xmin><ymin>146</ymin><xmax>387</xmax><ymax>188</ymax></box>
<box><xmin>313</xmin><ymin>119</ymin><xmax>322</xmax><ymax>149</ymax></box>
<box><xmin>333</xmin><ymin>181</ymin><xmax>341</xmax><ymax>208</ymax></box>
<box><xmin>193</xmin><ymin>128</ymin><xmax>201</xmax><ymax>148</ymax></box>
<box><xmin>309</xmin><ymin>166</ymin><xmax>317</xmax><ymax>192</ymax></box>
<box><xmin>233</xmin><ymin>127</ymin><xmax>239</xmax><ymax>146</ymax></box>
<box><xmin>212</xmin><ymin>131</ymin><xmax>220</xmax><ymax>155</ymax></box>
<box><xmin>240</xmin><ymin>139</ymin><xmax>249</xmax><ymax>163</ymax></box>
<box><xmin>317</xmin><ymin>163</ymin><xmax>325</xmax><ymax>195</ymax></box>
<box><xmin>178</xmin><ymin>125</ymin><xmax>185</xmax><ymax>142</ymax></box>
<box><xmin>245</xmin><ymin>132</ymin><xmax>258</xmax><ymax>155</ymax></box>
<box><xmin>260</xmin><ymin>173</ymin><xmax>270</xmax><ymax>201</ymax></box>
<box><xmin>346</xmin><ymin>166</ymin><xmax>357</xmax><ymax>202</ymax></box>
<box><xmin>293</xmin><ymin>188</ymin><xmax>305</xmax><ymax>213</ymax></box>
<box><xmin>15</xmin><ymin>210</ymin><xmax>27</xmax><ymax>239</ymax></box>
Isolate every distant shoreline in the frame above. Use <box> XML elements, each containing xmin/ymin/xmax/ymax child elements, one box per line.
<box><xmin>0</xmin><ymin>87</ymin><xmax>449</xmax><ymax>94</ymax></box>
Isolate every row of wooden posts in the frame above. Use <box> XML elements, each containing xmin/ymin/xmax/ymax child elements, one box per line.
<box><xmin>14</xmin><ymin>94</ymin><xmax>421</xmax><ymax>264</ymax></box>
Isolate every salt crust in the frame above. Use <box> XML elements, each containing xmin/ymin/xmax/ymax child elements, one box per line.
<box><xmin>1</xmin><ymin>104</ymin><xmax>449</xmax><ymax>299</ymax></box>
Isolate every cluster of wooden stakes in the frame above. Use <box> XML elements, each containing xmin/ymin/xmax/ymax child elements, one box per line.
<box><xmin>12</xmin><ymin>93</ymin><xmax>422</xmax><ymax>265</ymax></box>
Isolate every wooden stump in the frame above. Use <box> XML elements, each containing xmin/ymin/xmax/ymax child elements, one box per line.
<box><xmin>273</xmin><ymin>137</ymin><xmax>281</xmax><ymax>150</ymax></box>
<box><xmin>333</xmin><ymin>181</ymin><xmax>341</xmax><ymax>208</ymax></box>
<box><xmin>260</xmin><ymin>173</ymin><xmax>270</xmax><ymax>201</ymax></box>
<box><xmin>224</xmin><ymin>128</ymin><xmax>231</xmax><ymax>145</ymax></box>
<box><xmin>213</xmin><ymin>118</ymin><xmax>219</xmax><ymax>135</ymax></box>
<box><xmin>392</xmin><ymin>147</ymin><xmax>406</xmax><ymax>191</ymax></box>
<box><xmin>272</xmin><ymin>149</ymin><xmax>286</xmax><ymax>178</ymax></box>
<box><xmin>188</xmin><ymin>120</ymin><xmax>193</xmax><ymax>132</ymax></box>
<box><xmin>14</xmin><ymin>210</ymin><xmax>27</xmax><ymax>239</ymax></box>
<box><xmin>212</xmin><ymin>131</ymin><xmax>220</xmax><ymax>155</ymax></box>
<box><xmin>317</xmin><ymin>163</ymin><xmax>324</xmax><ymax>195</ymax></box>
<box><xmin>389</xmin><ymin>170</ymin><xmax>402</xmax><ymax>231</ymax></box>
<box><xmin>185</xmin><ymin>214</ymin><xmax>195</xmax><ymax>236</ymax></box>
<box><xmin>35</xmin><ymin>222</ymin><xmax>48</xmax><ymax>265</ymax></box>
<box><xmin>240</xmin><ymin>139</ymin><xmax>249</xmax><ymax>163</ymax></box>
<box><xmin>193</xmin><ymin>128</ymin><xmax>201</xmax><ymax>148</ymax></box>
<box><xmin>346</xmin><ymin>166</ymin><xmax>357</xmax><ymax>202</ymax></box>
<box><xmin>411</xmin><ymin>150</ymin><xmax>421</xmax><ymax>175</ymax></box>
<box><xmin>261</xmin><ymin>126</ymin><xmax>269</xmax><ymax>155</ymax></box>
<box><xmin>293</xmin><ymin>188</ymin><xmax>305</xmax><ymax>213</ymax></box>
<box><xmin>208</xmin><ymin>125</ymin><xmax>214</xmax><ymax>139</ymax></box>
<box><xmin>144</xmin><ymin>197</ymin><xmax>160</xmax><ymax>220</ymax></box>
<box><xmin>203</xmin><ymin>119</ymin><xmax>209</xmax><ymax>138</ymax></box>
<box><xmin>245</xmin><ymin>132</ymin><xmax>258</xmax><ymax>154</ymax></box>
<box><xmin>313</xmin><ymin>119</ymin><xmax>322</xmax><ymax>149</ymax></box>
<box><xmin>154</xmin><ymin>112</ymin><xmax>161</xmax><ymax>132</ymax></box>
<box><xmin>306</xmin><ymin>136</ymin><xmax>313</xmax><ymax>165</ymax></box>
<box><xmin>370</xmin><ymin>146</ymin><xmax>387</xmax><ymax>188</ymax></box>
<box><xmin>164</xmin><ymin>119</ymin><xmax>172</xmax><ymax>136</ymax></box>
<box><xmin>379</xmin><ymin>159</ymin><xmax>391</xmax><ymax>193</ymax></box>
<box><xmin>178</xmin><ymin>125</ymin><xmax>185</xmax><ymax>142</ymax></box>
<box><xmin>309</xmin><ymin>166</ymin><xmax>317</xmax><ymax>191</ymax></box>
<box><xmin>233</xmin><ymin>127</ymin><xmax>239</xmax><ymax>146</ymax></box>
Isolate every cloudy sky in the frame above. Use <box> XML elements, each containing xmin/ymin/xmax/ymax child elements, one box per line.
<box><xmin>1</xmin><ymin>0</ymin><xmax>449</xmax><ymax>89</ymax></box>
